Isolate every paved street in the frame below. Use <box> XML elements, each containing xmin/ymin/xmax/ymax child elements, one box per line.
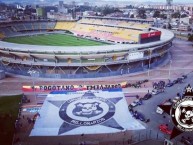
<box><xmin>133</xmin><ymin>72</ymin><xmax>193</xmax><ymax>143</ymax></box>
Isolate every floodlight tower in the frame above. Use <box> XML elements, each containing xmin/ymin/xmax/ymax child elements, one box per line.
<box><xmin>166</xmin><ymin>0</ymin><xmax>173</xmax><ymax>6</ymax></box>
<box><xmin>166</xmin><ymin>0</ymin><xmax>173</xmax><ymax>28</ymax></box>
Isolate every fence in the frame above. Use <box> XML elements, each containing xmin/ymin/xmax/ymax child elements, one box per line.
<box><xmin>13</xmin><ymin>129</ymin><xmax>176</xmax><ymax>145</ymax></box>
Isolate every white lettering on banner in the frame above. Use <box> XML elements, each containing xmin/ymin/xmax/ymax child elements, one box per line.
<box><xmin>70</xmin><ymin>118</ymin><xmax>106</xmax><ymax>126</ymax></box>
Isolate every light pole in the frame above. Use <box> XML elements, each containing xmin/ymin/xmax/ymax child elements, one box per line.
<box><xmin>29</xmin><ymin>70</ymin><xmax>37</xmax><ymax>104</ymax></box>
<box><xmin>148</xmin><ymin>49</ymin><xmax>152</xmax><ymax>77</ymax></box>
<box><xmin>32</xmin><ymin>80</ymin><xmax>37</xmax><ymax>104</ymax></box>
<box><xmin>121</xmin><ymin>69</ymin><xmax>123</xmax><ymax>75</ymax></box>
<box><xmin>169</xmin><ymin>60</ymin><xmax>172</xmax><ymax>79</ymax></box>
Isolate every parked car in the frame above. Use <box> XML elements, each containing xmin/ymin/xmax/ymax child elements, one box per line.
<box><xmin>144</xmin><ymin>79</ymin><xmax>148</xmax><ymax>83</ymax></box>
<box><xmin>130</xmin><ymin>99</ymin><xmax>142</xmax><ymax>107</ymax></box>
<box><xmin>182</xmin><ymin>75</ymin><xmax>187</xmax><ymax>79</ymax></box>
<box><xmin>177</xmin><ymin>77</ymin><xmax>184</xmax><ymax>83</ymax></box>
<box><xmin>151</xmin><ymin>89</ymin><xmax>161</xmax><ymax>95</ymax></box>
<box><xmin>166</xmin><ymin>82</ymin><xmax>174</xmax><ymax>87</ymax></box>
<box><xmin>129</xmin><ymin>108</ymin><xmax>135</xmax><ymax>117</ymax></box>
<box><xmin>172</xmin><ymin>97</ymin><xmax>180</xmax><ymax>103</ymax></box>
<box><xmin>159</xmin><ymin>124</ymin><xmax>172</xmax><ymax>135</ymax></box>
<box><xmin>142</xmin><ymin>93</ymin><xmax>152</xmax><ymax>100</ymax></box>
<box><xmin>128</xmin><ymin>104</ymin><xmax>133</xmax><ymax>110</ymax></box>
<box><xmin>134</xmin><ymin>99</ymin><xmax>143</xmax><ymax>105</ymax></box>
<box><xmin>134</xmin><ymin>111</ymin><xmax>145</xmax><ymax>122</ymax></box>
<box><xmin>177</xmin><ymin>92</ymin><xmax>182</xmax><ymax>98</ymax></box>
<box><xmin>156</xmin><ymin>99</ymin><xmax>172</xmax><ymax>114</ymax></box>
<box><xmin>172</xmin><ymin>79</ymin><xmax>179</xmax><ymax>84</ymax></box>
<box><xmin>130</xmin><ymin>102</ymin><xmax>138</xmax><ymax>107</ymax></box>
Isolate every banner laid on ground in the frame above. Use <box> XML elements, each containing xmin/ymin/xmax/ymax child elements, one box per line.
<box><xmin>22</xmin><ymin>82</ymin><xmax>127</xmax><ymax>92</ymax></box>
<box><xmin>30</xmin><ymin>89</ymin><xmax>145</xmax><ymax>136</ymax></box>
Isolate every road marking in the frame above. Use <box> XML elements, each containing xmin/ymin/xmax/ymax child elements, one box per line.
<box><xmin>154</xmin><ymin>68</ymin><xmax>193</xmax><ymax>70</ymax></box>
<box><xmin>171</xmin><ymin>60</ymin><xmax>193</xmax><ymax>62</ymax></box>
<box><xmin>172</xmin><ymin>54</ymin><xmax>193</xmax><ymax>56</ymax></box>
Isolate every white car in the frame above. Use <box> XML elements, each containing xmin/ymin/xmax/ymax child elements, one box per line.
<box><xmin>130</xmin><ymin>102</ymin><xmax>138</xmax><ymax>107</ymax></box>
<box><xmin>130</xmin><ymin>99</ymin><xmax>142</xmax><ymax>107</ymax></box>
<box><xmin>156</xmin><ymin>106</ymin><xmax>164</xmax><ymax>114</ymax></box>
<box><xmin>151</xmin><ymin>89</ymin><xmax>161</xmax><ymax>95</ymax></box>
<box><xmin>156</xmin><ymin>99</ymin><xmax>172</xmax><ymax>114</ymax></box>
<box><xmin>172</xmin><ymin>97</ymin><xmax>180</xmax><ymax>103</ymax></box>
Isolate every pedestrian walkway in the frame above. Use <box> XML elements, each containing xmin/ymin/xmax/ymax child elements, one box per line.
<box><xmin>123</xmin><ymin>87</ymin><xmax>152</xmax><ymax>94</ymax></box>
<box><xmin>133</xmin><ymin>139</ymin><xmax>163</xmax><ymax>145</ymax></box>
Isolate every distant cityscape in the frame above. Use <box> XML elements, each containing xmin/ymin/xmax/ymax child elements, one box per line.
<box><xmin>0</xmin><ymin>0</ymin><xmax>192</xmax><ymax>32</ymax></box>
<box><xmin>0</xmin><ymin>1</ymin><xmax>193</xmax><ymax>145</ymax></box>
<box><xmin>1</xmin><ymin>0</ymin><xmax>193</xmax><ymax>5</ymax></box>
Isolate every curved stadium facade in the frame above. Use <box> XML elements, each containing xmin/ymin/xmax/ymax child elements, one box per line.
<box><xmin>0</xmin><ymin>17</ymin><xmax>174</xmax><ymax>79</ymax></box>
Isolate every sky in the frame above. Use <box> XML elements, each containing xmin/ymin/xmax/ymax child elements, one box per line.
<box><xmin>110</xmin><ymin>0</ymin><xmax>193</xmax><ymax>3</ymax></box>
<box><xmin>1</xmin><ymin>0</ymin><xmax>193</xmax><ymax>4</ymax></box>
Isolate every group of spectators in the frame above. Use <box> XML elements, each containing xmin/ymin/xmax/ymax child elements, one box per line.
<box><xmin>152</xmin><ymin>80</ymin><xmax>165</xmax><ymax>92</ymax></box>
<box><xmin>126</xmin><ymin>79</ymin><xmax>148</xmax><ymax>88</ymax></box>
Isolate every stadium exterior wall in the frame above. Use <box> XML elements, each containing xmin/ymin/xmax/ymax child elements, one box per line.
<box><xmin>0</xmin><ymin>52</ymin><xmax>169</xmax><ymax>79</ymax></box>
<box><xmin>0</xmin><ymin>70</ymin><xmax>5</xmax><ymax>80</ymax></box>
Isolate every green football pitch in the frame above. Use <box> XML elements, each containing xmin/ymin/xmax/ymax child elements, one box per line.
<box><xmin>3</xmin><ymin>34</ymin><xmax>108</xmax><ymax>46</ymax></box>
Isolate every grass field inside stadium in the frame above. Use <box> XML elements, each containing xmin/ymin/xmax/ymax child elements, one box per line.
<box><xmin>3</xmin><ymin>34</ymin><xmax>109</xmax><ymax>46</ymax></box>
<box><xmin>0</xmin><ymin>95</ymin><xmax>22</xmax><ymax>145</ymax></box>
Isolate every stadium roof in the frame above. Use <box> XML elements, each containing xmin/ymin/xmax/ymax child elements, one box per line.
<box><xmin>83</xmin><ymin>16</ymin><xmax>154</xmax><ymax>22</ymax></box>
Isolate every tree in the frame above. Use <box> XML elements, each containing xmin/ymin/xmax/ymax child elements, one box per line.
<box><xmin>102</xmin><ymin>5</ymin><xmax>113</xmax><ymax>15</ymax></box>
<box><xmin>137</xmin><ymin>8</ymin><xmax>146</xmax><ymax>19</ymax></box>
<box><xmin>76</xmin><ymin>5</ymin><xmax>91</xmax><ymax>12</ymax></box>
<box><xmin>11</xmin><ymin>16</ymin><xmax>20</xmax><ymax>20</ymax></box>
<box><xmin>188</xmin><ymin>34</ymin><xmax>193</xmax><ymax>42</ymax></box>
<box><xmin>172</xmin><ymin>11</ymin><xmax>180</xmax><ymax>18</ymax></box>
<box><xmin>114</xmin><ymin>8</ymin><xmax>122</xmax><ymax>13</ymax></box>
<box><xmin>93</xmin><ymin>6</ymin><xmax>102</xmax><ymax>13</ymax></box>
<box><xmin>168</xmin><ymin>23</ymin><xmax>172</xmax><ymax>29</ymax></box>
<box><xmin>181</xmin><ymin>14</ymin><xmax>188</xmax><ymax>18</ymax></box>
<box><xmin>100</xmin><ymin>5</ymin><xmax>122</xmax><ymax>16</ymax></box>
<box><xmin>130</xmin><ymin>14</ymin><xmax>134</xmax><ymax>18</ymax></box>
<box><xmin>160</xmin><ymin>14</ymin><xmax>167</xmax><ymax>19</ymax></box>
<box><xmin>126</xmin><ymin>5</ymin><xmax>134</xmax><ymax>9</ymax></box>
<box><xmin>153</xmin><ymin>10</ymin><xmax>160</xmax><ymax>18</ymax></box>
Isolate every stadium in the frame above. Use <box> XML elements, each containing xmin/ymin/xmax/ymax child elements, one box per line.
<box><xmin>0</xmin><ymin>17</ymin><xmax>174</xmax><ymax>79</ymax></box>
